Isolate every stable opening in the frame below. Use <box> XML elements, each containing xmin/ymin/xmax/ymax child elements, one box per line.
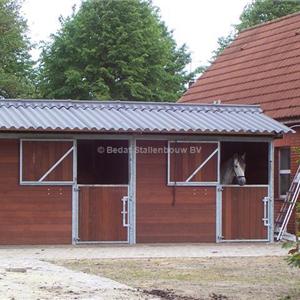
<box><xmin>221</xmin><ymin>142</ymin><xmax>268</xmax><ymax>185</ymax></box>
<box><xmin>77</xmin><ymin>140</ymin><xmax>129</xmax><ymax>185</ymax></box>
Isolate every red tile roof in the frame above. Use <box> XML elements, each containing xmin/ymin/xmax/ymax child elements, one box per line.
<box><xmin>179</xmin><ymin>12</ymin><xmax>300</xmax><ymax>122</ymax></box>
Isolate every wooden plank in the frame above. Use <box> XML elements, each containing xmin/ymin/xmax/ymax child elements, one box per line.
<box><xmin>136</xmin><ymin>140</ymin><xmax>216</xmax><ymax>243</ymax></box>
<box><xmin>169</xmin><ymin>142</ymin><xmax>217</xmax><ymax>182</ymax></box>
<box><xmin>0</xmin><ymin>139</ymin><xmax>72</xmax><ymax>245</ymax></box>
<box><xmin>22</xmin><ymin>141</ymin><xmax>73</xmax><ymax>182</ymax></box>
<box><xmin>79</xmin><ymin>186</ymin><xmax>128</xmax><ymax>241</ymax></box>
<box><xmin>222</xmin><ymin>187</ymin><xmax>268</xmax><ymax>240</ymax></box>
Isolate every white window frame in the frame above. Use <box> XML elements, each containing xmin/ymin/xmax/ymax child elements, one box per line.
<box><xmin>279</xmin><ymin>147</ymin><xmax>291</xmax><ymax>199</ymax></box>
<box><xmin>167</xmin><ymin>141</ymin><xmax>219</xmax><ymax>186</ymax></box>
<box><xmin>20</xmin><ymin>139</ymin><xmax>75</xmax><ymax>186</ymax></box>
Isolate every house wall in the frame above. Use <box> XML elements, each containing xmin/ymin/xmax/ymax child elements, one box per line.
<box><xmin>136</xmin><ymin>140</ymin><xmax>216</xmax><ymax>243</ymax></box>
<box><xmin>0</xmin><ymin>139</ymin><xmax>72</xmax><ymax>245</ymax></box>
<box><xmin>274</xmin><ymin>127</ymin><xmax>300</xmax><ymax>233</ymax></box>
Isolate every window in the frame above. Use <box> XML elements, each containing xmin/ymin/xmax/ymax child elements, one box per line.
<box><xmin>20</xmin><ymin>140</ymin><xmax>74</xmax><ymax>185</ymax></box>
<box><xmin>167</xmin><ymin>141</ymin><xmax>218</xmax><ymax>186</ymax></box>
<box><xmin>279</xmin><ymin>148</ymin><xmax>291</xmax><ymax>198</ymax></box>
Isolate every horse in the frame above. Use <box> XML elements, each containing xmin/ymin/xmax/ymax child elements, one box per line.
<box><xmin>221</xmin><ymin>153</ymin><xmax>246</xmax><ymax>186</ymax></box>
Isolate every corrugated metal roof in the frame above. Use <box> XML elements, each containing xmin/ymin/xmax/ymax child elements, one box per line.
<box><xmin>0</xmin><ymin>99</ymin><xmax>292</xmax><ymax>135</ymax></box>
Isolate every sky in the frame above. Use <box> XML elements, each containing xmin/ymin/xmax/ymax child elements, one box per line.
<box><xmin>22</xmin><ymin>0</ymin><xmax>250</xmax><ymax>67</ymax></box>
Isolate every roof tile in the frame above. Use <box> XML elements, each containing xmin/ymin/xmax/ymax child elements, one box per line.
<box><xmin>179</xmin><ymin>12</ymin><xmax>300</xmax><ymax>121</ymax></box>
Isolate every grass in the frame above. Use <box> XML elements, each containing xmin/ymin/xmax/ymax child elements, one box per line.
<box><xmin>53</xmin><ymin>256</ymin><xmax>300</xmax><ymax>300</ymax></box>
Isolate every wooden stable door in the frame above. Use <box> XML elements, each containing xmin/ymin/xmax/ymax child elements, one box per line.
<box><xmin>78</xmin><ymin>186</ymin><xmax>128</xmax><ymax>242</ymax></box>
<box><xmin>222</xmin><ymin>187</ymin><xmax>268</xmax><ymax>240</ymax></box>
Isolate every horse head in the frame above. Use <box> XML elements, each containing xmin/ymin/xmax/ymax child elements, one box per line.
<box><xmin>232</xmin><ymin>153</ymin><xmax>246</xmax><ymax>186</ymax></box>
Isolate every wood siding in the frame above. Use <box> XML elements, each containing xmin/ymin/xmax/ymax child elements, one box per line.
<box><xmin>22</xmin><ymin>140</ymin><xmax>73</xmax><ymax>182</ymax></box>
<box><xmin>169</xmin><ymin>142</ymin><xmax>218</xmax><ymax>182</ymax></box>
<box><xmin>79</xmin><ymin>186</ymin><xmax>128</xmax><ymax>241</ymax></box>
<box><xmin>222</xmin><ymin>187</ymin><xmax>268</xmax><ymax>240</ymax></box>
<box><xmin>136</xmin><ymin>140</ymin><xmax>216</xmax><ymax>243</ymax></box>
<box><xmin>0</xmin><ymin>140</ymin><xmax>72</xmax><ymax>245</ymax></box>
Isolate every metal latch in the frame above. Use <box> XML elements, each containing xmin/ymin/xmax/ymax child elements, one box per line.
<box><xmin>262</xmin><ymin>196</ymin><xmax>270</xmax><ymax>226</ymax></box>
<box><xmin>121</xmin><ymin>196</ymin><xmax>129</xmax><ymax>228</ymax></box>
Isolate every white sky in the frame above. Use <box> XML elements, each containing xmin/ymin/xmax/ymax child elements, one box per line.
<box><xmin>22</xmin><ymin>0</ymin><xmax>250</xmax><ymax>67</ymax></box>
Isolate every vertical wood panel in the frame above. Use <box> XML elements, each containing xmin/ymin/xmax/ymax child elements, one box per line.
<box><xmin>22</xmin><ymin>141</ymin><xmax>73</xmax><ymax>182</ymax></box>
<box><xmin>79</xmin><ymin>186</ymin><xmax>128</xmax><ymax>241</ymax></box>
<box><xmin>0</xmin><ymin>140</ymin><xmax>72</xmax><ymax>245</ymax></box>
<box><xmin>222</xmin><ymin>187</ymin><xmax>268</xmax><ymax>240</ymax></box>
<box><xmin>136</xmin><ymin>140</ymin><xmax>216</xmax><ymax>243</ymax></box>
<box><xmin>169</xmin><ymin>142</ymin><xmax>217</xmax><ymax>182</ymax></box>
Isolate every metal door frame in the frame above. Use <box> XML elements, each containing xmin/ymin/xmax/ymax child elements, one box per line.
<box><xmin>75</xmin><ymin>184</ymin><xmax>130</xmax><ymax>244</ymax></box>
<box><xmin>216</xmin><ymin>141</ymin><xmax>274</xmax><ymax>243</ymax></box>
<box><xmin>72</xmin><ymin>138</ymin><xmax>135</xmax><ymax>245</ymax></box>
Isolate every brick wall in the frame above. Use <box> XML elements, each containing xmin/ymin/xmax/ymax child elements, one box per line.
<box><xmin>274</xmin><ymin>127</ymin><xmax>300</xmax><ymax>233</ymax></box>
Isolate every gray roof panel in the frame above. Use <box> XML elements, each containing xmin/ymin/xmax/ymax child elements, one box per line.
<box><xmin>0</xmin><ymin>99</ymin><xmax>292</xmax><ymax>135</ymax></box>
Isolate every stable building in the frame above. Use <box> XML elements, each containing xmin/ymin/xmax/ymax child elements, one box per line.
<box><xmin>0</xmin><ymin>99</ymin><xmax>291</xmax><ymax>244</ymax></box>
<box><xmin>179</xmin><ymin>12</ymin><xmax>300</xmax><ymax>233</ymax></box>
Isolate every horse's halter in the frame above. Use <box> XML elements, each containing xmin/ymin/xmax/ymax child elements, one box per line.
<box><xmin>233</xmin><ymin>158</ymin><xmax>246</xmax><ymax>185</ymax></box>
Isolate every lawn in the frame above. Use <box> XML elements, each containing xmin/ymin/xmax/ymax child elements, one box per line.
<box><xmin>55</xmin><ymin>256</ymin><xmax>300</xmax><ymax>300</ymax></box>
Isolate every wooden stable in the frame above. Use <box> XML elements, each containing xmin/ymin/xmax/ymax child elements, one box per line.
<box><xmin>0</xmin><ymin>100</ymin><xmax>292</xmax><ymax>245</ymax></box>
<box><xmin>0</xmin><ymin>137</ymin><xmax>274</xmax><ymax>244</ymax></box>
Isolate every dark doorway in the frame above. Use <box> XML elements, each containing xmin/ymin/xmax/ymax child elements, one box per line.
<box><xmin>221</xmin><ymin>142</ymin><xmax>269</xmax><ymax>185</ymax></box>
<box><xmin>77</xmin><ymin>140</ymin><xmax>129</xmax><ymax>184</ymax></box>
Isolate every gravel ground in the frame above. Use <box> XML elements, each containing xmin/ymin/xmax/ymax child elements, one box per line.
<box><xmin>0</xmin><ymin>243</ymin><xmax>292</xmax><ymax>299</ymax></box>
<box><xmin>0</xmin><ymin>258</ymin><xmax>152</xmax><ymax>300</ymax></box>
<box><xmin>0</xmin><ymin>243</ymin><xmax>287</xmax><ymax>260</ymax></box>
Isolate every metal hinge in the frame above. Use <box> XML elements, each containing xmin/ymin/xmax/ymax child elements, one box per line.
<box><xmin>73</xmin><ymin>186</ymin><xmax>80</xmax><ymax>192</ymax></box>
<box><xmin>217</xmin><ymin>186</ymin><xmax>224</xmax><ymax>192</ymax></box>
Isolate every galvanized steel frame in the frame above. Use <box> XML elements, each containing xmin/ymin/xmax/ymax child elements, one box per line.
<box><xmin>75</xmin><ymin>184</ymin><xmax>130</xmax><ymax>244</ymax></box>
<box><xmin>268</xmin><ymin>141</ymin><xmax>275</xmax><ymax>242</ymax></box>
<box><xmin>217</xmin><ymin>140</ymin><xmax>273</xmax><ymax>243</ymax></box>
<box><xmin>15</xmin><ymin>134</ymin><xmax>274</xmax><ymax>244</ymax></box>
<box><xmin>19</xmin><ymin>139</ymin><xmax>75</xmax><ymax>186</ymax></box>
<box><xmin>167</xmin><ymin>141</ymin><xmax>220</xmax><ymax>186</ymax></box>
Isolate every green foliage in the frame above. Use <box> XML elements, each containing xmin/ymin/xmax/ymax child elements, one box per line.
<box><xmin>211</xmin><ymin>0</ymin><xmax>300</xmax><ymax>61</ymax></box>
<box><xmin>236</xmin><ymin>0</ymin><xmax>300</xmax><ymax>32</ymax></box>
<box><xmin>0</xmin><ymin>0</ymin><xmax>34</xmax><ymax>98</ymax></box>
<box><xmin>210</xmin><ymin>32</ymin><xmax>236</xmax><ymax>62</ymax></box>
<box><xmin>284</xmin><ymin>203</ymin><xmax>300</xmax><ymax>268</ymax></box>
<box><xmin>38</xmin><ymin>0</ymin><xmax>194</xmax><ymax>101</ymax></box>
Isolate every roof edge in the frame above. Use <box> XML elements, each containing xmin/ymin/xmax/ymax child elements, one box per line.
<box><xmin>240</xmin><ymin>10</ymin><xmax>300</xmax><ymax>34</ymax></box>
<box><xmin>1</xmin><ymin>98</ymin><xmax>262</xmax><ymax>109</ymax></box>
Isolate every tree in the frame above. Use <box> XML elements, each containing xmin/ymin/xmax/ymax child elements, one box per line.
<box><xmin>38</xmin><ymin>0</ymin><xmax>194</xmax><ymax>101</ymax></box>
<box><xmin>211</xmin><ymin>0</ymin><xmax>300</xmax><ymax>61</ymax></box>
<box><xmin>0</xmin><ymin>0</ymin><xmax>34</xmax><ymax>98</ymax></box>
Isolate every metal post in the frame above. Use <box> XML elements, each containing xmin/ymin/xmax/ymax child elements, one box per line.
<box><xmin>216</xmin><ymin>141</ymin><xmax>222</xmax><ymax>242</ymax></box>
<box><xmin>268</xmin><ymin>141</ymin><xmax>274</xmax><ymax>242</ymax></box>
<box><xmin>72</xmin><ymin>139</ymin><xmax>78</xmax><ymax>244</ymax></box>
<box><xmin>19</xmin><ymin>140</ymin><xmax>23</xmax><ymax>184</ymax></box>
<box><xmin>128</xmin><ymin>136</ymin><xmax>136</xmax><ymax>244</ymax></box>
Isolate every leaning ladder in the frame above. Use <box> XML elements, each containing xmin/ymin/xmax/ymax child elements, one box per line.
<box><xmin>275</xmin><ymin>164</ymin><xmax>300</xmax><ymax>241</ymax></box>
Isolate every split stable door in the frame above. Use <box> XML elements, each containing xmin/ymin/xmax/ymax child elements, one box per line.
<box><xmin>76</xmin><ymin>140</ymin><xmax>130</xmax><ymax>243</ymax></box>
